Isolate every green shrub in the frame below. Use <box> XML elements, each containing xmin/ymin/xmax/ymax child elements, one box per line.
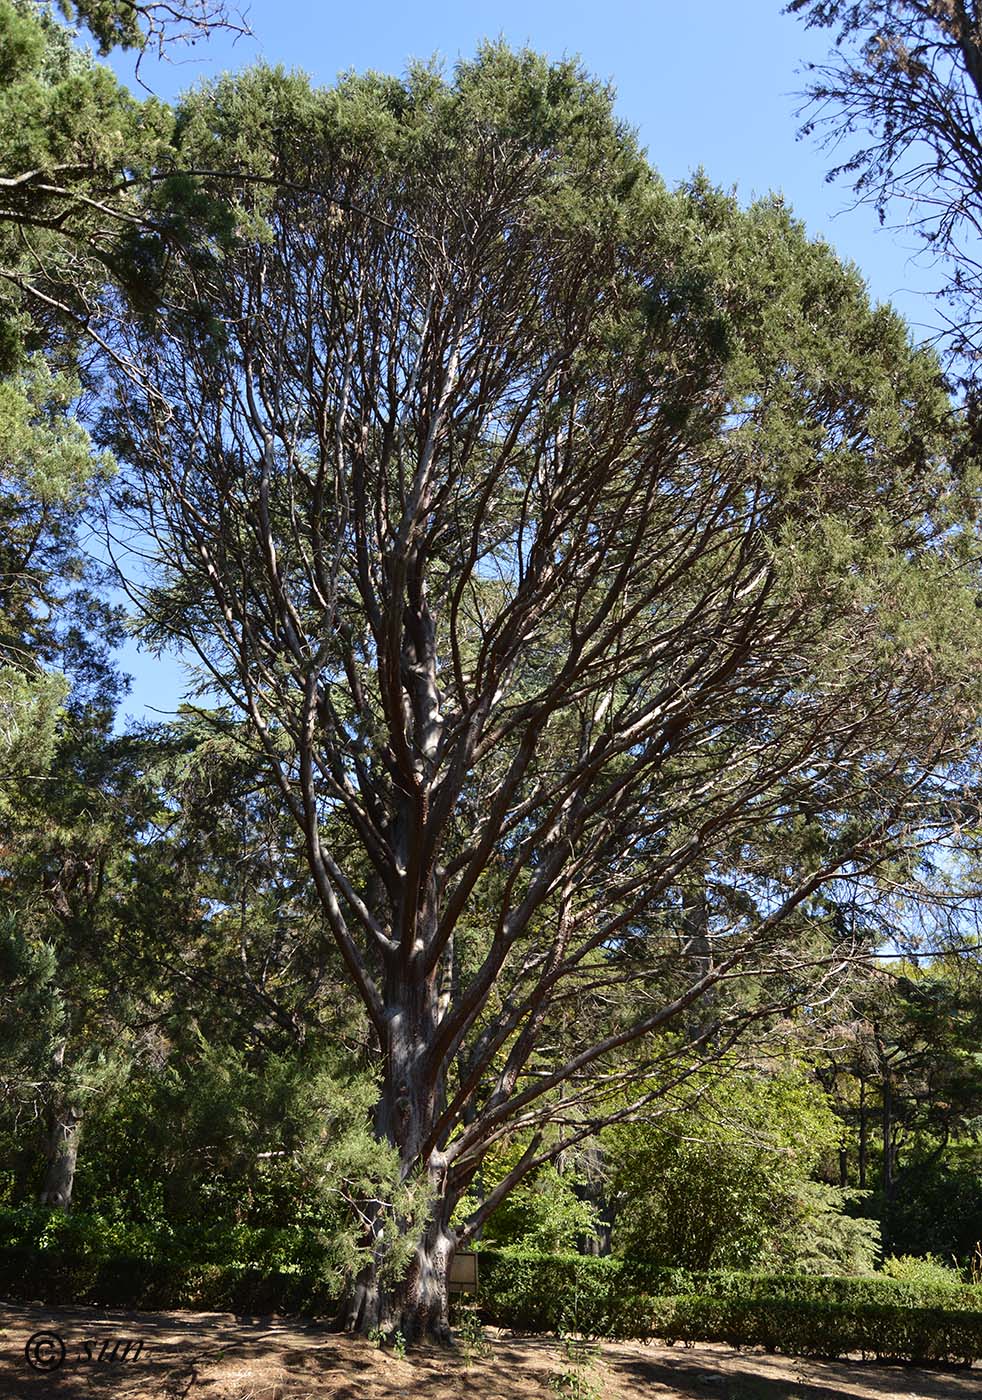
<box><xmin>6</xmin><ymin>1228</ymin><xmax>982</xmax><ymax>1367</ymax></box>
<box><xmin>476</xmin><ymin>1248</ymin><xmax>982</xmax><ymax>1363</ymax></box>
<box><xmin>880</xmin><ymin>1253</ymin><xmax>964</xmax><ymax>1288</ymax></box>
<box><xmin>548</xmin><ymin>1330</ymin><xmax>604</xmax><ymax>1400</ymax></box>
<box><xmin>605</xmin><ymin>1070</ymin><xmax>853</xmax><ymax>1272</ymax></box>
<box><xmin>621</xmin><ymin>1259</ymin><xmax>982</xmax><ymax>1311</ymax></box>
<box><xmin>0</xmin><ymin>1244</ymin><xmax>339</xmax><ymax>1314</ymax></box>
<box><xmin>476</xmin><ymin>1249</ymin><xmax>621</xmax><ymax>1332</ymax></box>
<box><xmin>0</xmin><ymin>1204</ymin><xmax>342</xmax><ymax>1282</ymax></box>
<box><xmin>0</xmin><ymin>1204</ymin><xmax>343</xmax><ymax>1316</ymax></box>
<box><xmin>656</xmin><ymin>1294</ymin><xmax>982</xmax><ymax>1366</ymax></box>
<box><xmin>478</xmin><ymin>1164</ymin><xmax>602</xmax><ymax>1254</ymax></box>
<box><xmin>477</xmin><ymin>1250</ymin><xmax>982</xmax><ymax>1323</ymax></box>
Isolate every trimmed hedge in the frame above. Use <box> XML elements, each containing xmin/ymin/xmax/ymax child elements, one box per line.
<box><xmin>622</xmin><ymin>1260</ymin><xmax>982</xmax><ymax>1311</ymax></box>
<box><xmin>652</xmin><ymin>1295</ymin><xmax>982</xmax><ymax>1367</ymax></box>
<box><xmin>477</xmin><ymin>1249</ymin><xmax>982</xmax><ymax>1320</ymax></box>
<box><xmin>477</xmin><ymin>1251</ymin><xmax>621</xmax><ymax>1332</ymax></box>
<box><xmin>3</xmin><ymin>1231</ymin><xmax>982</xmax><ymax>1365</ymax></box>
<box><xmin>476</xmin><ymin>1250</ymin><xmax>982</xmax><ymax>1365</ymax></box>
<box><xmin>0</xmin><ymin>1204</ymin><xmax>340</xmax><ymax>1314</ymax></box>
<box><xmin>0</xmin><ymin>1244</ymin><xmax>337</xmax><ymax>1314</ymax></box>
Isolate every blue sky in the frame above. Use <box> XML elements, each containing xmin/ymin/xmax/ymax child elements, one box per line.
<box><xmin>108</xmin><ymin>0</ymin><xmax>943</xmax><ymax>728</ymax></box>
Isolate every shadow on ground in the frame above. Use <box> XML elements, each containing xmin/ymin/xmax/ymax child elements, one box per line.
<box><xmin>2</xmin><ymin>1301</ymin><xmax>979</xmax><ymax>1400</ymax></box>
<box><xmin>603</xmin><ymin>1342</ymin><xmax>980</xmax><ymax>1400</ymax></box>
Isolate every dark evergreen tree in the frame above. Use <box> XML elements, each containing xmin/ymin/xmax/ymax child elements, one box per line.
<box><xmin>102</xmin><ymin>47</ymin><xmax>982</xmax><ymax>1338</ymax></box>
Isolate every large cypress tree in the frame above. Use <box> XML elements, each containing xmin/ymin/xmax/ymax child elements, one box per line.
<box><xmin>103</xmin><ymin>46</ymin><xmax>982</xmax><ymax>1339</ymax></box>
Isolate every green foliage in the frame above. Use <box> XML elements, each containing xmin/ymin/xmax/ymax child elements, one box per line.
<box><xmin>477</xmin><ymin>1250</ymin><xmax>622</xmax><ymax>1334</ymax></box>
<box><xmin>813</xmin><ymin>960</ymin><xmax>982</xmax><ymax>1263</ymax></box>
<box><xmin>548</xmin><ymin>1332</ymin><xmax>603</xmax><ymax>1400</ymax></box>
<box><xmin>0</xmin><ymin>667</ymin><xmax>68</xmax><ymax>781</ymax></box>
<box><xmin>774</xmin><ymin>1182</ymin><xmax>880</xmax><ymax>1276</ymax></box>
<box><xmin>652</xmin><ymin>1294</ymin><xmax>982</xmax><ymax>1366</ymax></box>
<box><xmin>0</xmin><ymin>1238</ymin><xmax>340</xmax><ymax>1314</ymax></box>
<box><xmin>61</xmin><ymin>0</ymin><xmax>234</xmax><ymax>55</ymax></box>
<box><xmin>476</xmin><ymin>1248</ymin><xmax>982</xmax><ymax>1336</ymax></box>
<box><xmin>479</xmin><ymin>1163</ymin><xmax>601</xmax><ymax>1254</ymax></box>
<box><xmin>449</xmin><ymin>1300</ymin><xmax>492</xmax><ymax>1366</ymax></box>
<box><xmin>0</xmin><ymin>0</ymin><xmax>143</xmax><ymax>365</ymax></box>
<box><xmin>4</xmin><ymin>1229</ymin><xmax>981</xmax><ymax>1365</ymax></box>
<box><xmin>606</xmin><ymin>1068</ymin><xmax>859</xmax><ymax>1271</ymax></box>
<box><xmin>0</xmin><ymin>1</ymin><xmax>132</xmax><ymax>177</ymax></box>
<box><xmin>0</xmin><ymin>0</ymin><xmax>239</xmax><ymax>369</ymax></box>
<box><xmin>880</xmin><ymin>1253</ymin><xmax>964</xmax><ymax>1288</ymax></box>
<box><xmin>0</xmin><ymin>356</ymin><xmax>112</xmax><ymax>502</ymax></box>
<box><xmin>0</xmin><ymin>914</ymin><xmax>62</xmax><ymax>1097</ymax></box>
<box><xmin>367</xmin><ymin>1322</ymin><xmax>408</xmax><ymax>1355</ymax></box>
<box><xmin>0</xmin><ymin>1195</ymin><xmax>348</xmax><ymax>1303</ymax></box>
<box><xmin>0</xmin><ymin>0</ymin><xmax>232</xmax><ymax>798</ymax></box>
<box><xmin>886</xmin><ymin>1150</ymin><xmax>982</xmax><ymax>1261</ymax></box>
<box><xmin>0</xmin><ymin>353</ymin><xmax>120</xmax><ymax>780</ymax></box>
<box><xmin>70</xmin><ymin>1039</ymin><xmax>414</xmax><ymax>1289</ymax></box>
<box><xmin>475</xmin><ymin>1247</ymin><xmax>982</xmax><ymax>1363</ymax></box>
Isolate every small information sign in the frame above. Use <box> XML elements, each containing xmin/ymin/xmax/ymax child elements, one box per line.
<box><xmin>448</xmin><ymin>1251</ymin><xmax>478</xmax><ymax>1294</ymax></box>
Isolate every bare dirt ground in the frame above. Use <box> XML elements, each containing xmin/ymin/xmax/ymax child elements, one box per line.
<box><xmin>1</xmin><ymin>1300</ymin><xmax>979</xmax><ymax>1400</ymax></box>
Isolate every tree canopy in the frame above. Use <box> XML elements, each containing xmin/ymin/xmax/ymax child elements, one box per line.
<box><xmin>93</xmin><ymin>44</ymin><xmax>982</xmax><ymax>1338</ymax></box>
<box><xmin>789</xmin><ymin>0</ymin><xmax>982</xmax><ymax>368</ymax></box>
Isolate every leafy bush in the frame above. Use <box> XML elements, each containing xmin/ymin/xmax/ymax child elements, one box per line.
<box><xmin>880</xmin><ymin>1253</ymin><xmax>964</xmax><ymax>1288</ymax></box>
<box><xmin>476</xmin><ymin>1250</ymin><xmax>621</xmax><ymax>1333</ymax></box>
<box><xmin>448</xmin><ymin>1299</ymin><xmax>492</xmax><ymax>1366</ymax></box>
<box><xmin>605</xmin><ymin>1069</ymin><xmax>850</xmax><ymax>1271</ymax></box>
<box><xmin>621</xmin><ymin>1259</ymin><xmax>982</xmax><ymax>1310</ymax></box>
<box><xmin>0</xmin><ymin>1202</ymin><xmax>331</xmax><ymax>1273</ymax></box>
<box><xmin>477</xmin><ymin>1249</ymin><xmax>982</xmax><ymax>1322</ymax></box>
<box><xmin>0</xmin><ymin>1243</ymin><xmax>338</xmax><ymax>1314</ymax></box>
<box><xmin>477</xmin><ymin>1248</ymin><xmax>982</xmax><ymax>1362</ymax></box>
<box><xmin>6</xmin><ymin>1229</ymin><xmax>982</xmax><ymax>1366</ymax></box>
<box><xmin>867</xmin><ymin>1141</ymin><xmax>982</xmax><ymax>1265</ymax></box>
<box><xmin>548</xmin><ymin>1331</ymin><xmax>604</xmax><ymax>1400</ymax></box>
<box><xmin>476</xmin><ymin>1164</ymin><xmax>601</xmax><ymax>1253</ymax></box>
<box><xmin>771</xmin><ymin>1182</ymin><xmax>880</xmax><ymax>1276</ymax></box>
<box><xmin>654</xmin><ymin>1294</ymin><xmax>982</xmax><ymax>1366</ymax></box>
<box><xmin>0</xmin><ymin>1203</ymin><xmax>344</xmax><ymax>1313</ymax></box>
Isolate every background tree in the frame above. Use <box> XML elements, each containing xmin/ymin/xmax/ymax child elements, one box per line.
<box><xmin>0</xmin><ymin>0</ymin><xmax>247</xmax><ymax>370</ymax></box>
<box><xmin>0</xmin><ymin>354</ymin><xmax>115</xmax><ymax>779</ymax></box>
<box><xmin>788</xmin><ymin>0</ymin><xmax>982</xmax><ymax>372</ymax></box>
<box><xmin>605</xmin><ymin>1063</ymin><xmax>879</xmax><ymax>1274</ymax></box>
<box><xmin>0</xmin><ymin>0</ymin><xmax>249</xmax><ymax>1211</ymax></box>
<box><xmin>103</xmin><ymin>46</ymin><xmax>982</xmax><ymax>1340</ymax></box>
<box><xmin>0</xmin><ymin>0</ymin><xmax>252</xmax><ymax>785</ymax></box>
<box><xmin>814</xmin><ymin>958</ymin><xmax>982</xmax><ymax>1258</ymax></box>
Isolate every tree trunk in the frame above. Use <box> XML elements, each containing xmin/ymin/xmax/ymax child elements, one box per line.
<box><xmin>573</xmin><ymin>1143</ymin><xmax>614</xmax><ymax>1256</ymax></box>
<box><xmin>400</xmin><ymin>1211</ymin><xmax>456</xmax><ymax>1343</ymax></box>
<box><xmin>338</xmin><ymin>945</ymin><xmax>459</xmax><ymax>1344</ymax></box>
<box><xmin>881</xmin><ymin>1069</ymin><xmax>894</xmax><ymax>1251</ymax></box>
<box><xmin>578</xmin><ymin>1197</ymin><xmax>614</xmax><ymax>1256</ymax></box>
<box><xmin>337</xmin><ymin>1196</ymin><xmax>457</xmax><ymax>1344</ymax></box>
<box><xmin>38</xmin><ymin>1038</ymin><xmax>81</xmax><ymax>1210</ymax></box>
<box><xmin>858</xmin><ymin>1079</ymin><xmax>867</xmax><ymax>1190</ymax></box>
<box><xmin>38</xmin><ymin>1099</ymin><xmax>82</xmax><ymax>1209</ymax></box>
